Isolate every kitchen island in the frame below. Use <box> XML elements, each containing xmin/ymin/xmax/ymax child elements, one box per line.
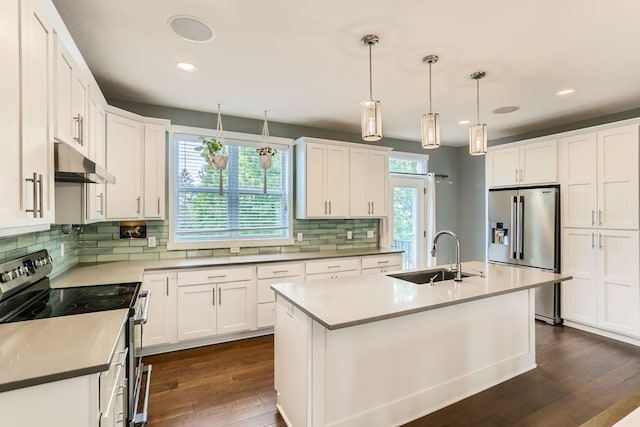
<box><xmin>271</xmin><ymin>261</ymin><xmax>572</xmax><ymax>427</ymax></box>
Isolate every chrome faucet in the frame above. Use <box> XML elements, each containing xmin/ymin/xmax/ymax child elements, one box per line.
<box><xmin>431</xmin><ymin>230</ymin><xmax>462</xmax><ymax>282</ymax></box>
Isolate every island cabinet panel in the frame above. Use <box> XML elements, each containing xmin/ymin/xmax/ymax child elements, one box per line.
<box><xmin>274</xmin><ymin>289</ymin><xmax>536</xmax><ymax>426</ymax></box>
<box><xmin>486</xmin><ymin>139</ymin><xmax>557</xmax><ymax>188</ymax></box>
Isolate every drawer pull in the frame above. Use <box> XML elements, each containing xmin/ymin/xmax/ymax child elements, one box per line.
<box><xmin>377</xmin><ymin>260</ymin><xmax>390</xmax><ymax>264</ymax></box>
<box><xmin>208</xmin><ymin>275</ymin><xmax>227</xmax><ymax>279</ymax></box>
<box><xmin>327</xmin><ymin>265</ymin><xmax>341</xmax><ymax>269</ymax></box>
<box><xmin>272</xmin><ymin>270</ymin><xmax>289</xmax><ymax>274</ymax></box>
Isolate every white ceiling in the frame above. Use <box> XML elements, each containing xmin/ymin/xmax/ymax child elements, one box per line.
<box><xmin>52</xmin><ymin>0</ymin><xmax>640</xmax><ymax>146</ymax></box>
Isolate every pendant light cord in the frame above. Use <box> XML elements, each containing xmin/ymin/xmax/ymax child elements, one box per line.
<box><xmin>476</xmin><ymin>78</ymin><xmax>480</xmax><ymax>124</ymax></box>
<box><xmin>428</xmin><ymin>62</ymin><xmax>433</xmax><ymax>114</ymax></box>
<box><xmin>368</xmin><ymin>43</ymin><xmax>373</xmax><ymax>100</ymax></box>
<box><xmin>216</xmin><ymin>103</ymin><xmax>223</xmax><ymax>140</ymax></box>
<box><xmin>262</xmin><ymin>110</ymin><xmax>270</xmax><ymax>142</ymax></box>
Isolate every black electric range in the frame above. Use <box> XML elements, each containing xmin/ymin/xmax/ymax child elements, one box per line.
<box><xmin>0</xmin><ymin>249</ymin><xmax>139</xmax><ymax>323</ymax></box>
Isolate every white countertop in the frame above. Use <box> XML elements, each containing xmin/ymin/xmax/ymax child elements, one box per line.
<box><xmin>271</xmin><ymin>261</ymin><xmax>573</xmax><ymax>330</ymax></box>
<box><xmin>0</xmin><ymin>309</ymin><xmax>128</xmax><ymax>392</ymax></box>
<box><xmin>51</xmin><ymin>248</ymin><xmax>401</xmax><ymax>288</ymax></box>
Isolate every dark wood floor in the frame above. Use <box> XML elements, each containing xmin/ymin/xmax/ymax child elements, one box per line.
<box><xmin>144</xmin><ymin>323</ymin><xmax>640</xmax><ymax>426</ymax></box>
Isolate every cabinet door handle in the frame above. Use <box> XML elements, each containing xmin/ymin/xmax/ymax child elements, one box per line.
<box><xmin>515</xmin><ymin>169</ymin><xmax>518</xmax><ymax>182</ymax></box>
<box><xmin>166</xmin><ymin>277</ymin><xmax>169</xmax><ymax>296</ymax></box>
<box><xmin>591</xmin><ymin>210</ymin><xmax>596</xmax><ymax>226</ymax></box>
<box><xmin>136</xmin><ymin>196</ymin><xmax>141</xmax><ymax>214</ymax></box>
<box><xmin>368</xmin><ymin>202</ymin><xmax>371</xmax><ymax>215</ymax></box>
<box><xmin>599</xmin><ymin>233</ymin><xmax>603</xmax><ymax>249</ymax></box>
<box><xmin>157</xmin><ymin>197</ymin><xmax>161</xmax><ymax>215</ymax></box>
<box><xmin>324</xmin><ymin>200</ymin><xmax>327</xmax><ymax>214</ymax></box>
<box><xmin>218</xmin><ymin>287</ymin><xmax>222</xmax><ymax>305</ymax></box>
<box><xmin>79</xmin><ymin>115</ymin><xmax>84</xmax><ymax>146</ymax></box>
<box><xmin>25</xmin><ymin>172</ymin><xmax>39</xmax><ymax>218</ymax></box>
<box><xmin>591</xmin><ymin>233</ymin><xmax>595</xmax><ymax>249</ymax></box>
<box><xmin>329</xmin><ymin>200</ymin><xmax>332</xmax><ymax>214</ymax></box>
<box><xmin>212</xmin><ymin>288</ymin><xmax>215</xmax><ymax>306</ymax></box>
<box><xmin>598</xmin><ymin>210</ymin><xmax>603</xmax><ymax>225</ymax></box>
<box><xmin>73</xmin><ymin>114</ymin><xmax>81</xmax><ymax>142</ymax></box>
<box><xmin>37</xmin><ymin>174</ymin><xmax>43</xmax><ymax>218</ymax></box>
<box><xmin>371</xmin><ymin>201</ymin><xmax>374</xmax><ymax>215</ymax></box>
<box><xmin>99</xmin><ymin>192</ymin><xmax>104</xmax><ymax>215</ymax></box>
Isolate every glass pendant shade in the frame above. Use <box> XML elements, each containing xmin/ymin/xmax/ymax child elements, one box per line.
<box><xmin>421</xmin><ymin>113</ymin><xmax>440</xmax><ymax>149</ymax></box>
<box><xmin>469</xmin><ymin>123</ymin><xmax>487</xmax><ymax>155</ymax></box>
<box><xmin>360</xmin><ymin>100</ymin><xmax>382</xmax><ymax>141</ymax></box>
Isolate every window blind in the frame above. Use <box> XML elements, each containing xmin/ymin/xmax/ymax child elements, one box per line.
<box><xmin>173</xmin><ymin>133</ymin><xmax>290</xmax><ymax>244</ymax></box>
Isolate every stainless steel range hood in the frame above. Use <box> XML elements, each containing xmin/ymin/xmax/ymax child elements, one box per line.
<box><xmin>54</xmin><ymin>142</ymin><xmax>115</xmax><ymax>184</ymax></box>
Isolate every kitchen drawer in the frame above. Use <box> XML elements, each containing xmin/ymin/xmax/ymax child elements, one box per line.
<box><xmin>99</xmin><ymin>325</ymin><xmax>127</xmax><ymax>421</ymax></box>
<box><xmin>257</xmin><ymin>275</ymin><xmax>304</xmax><ymax>303</ymax></box>
<box><xmin>305</xmin><ymin>257</ymin><xmax>360</xmax><ymax>275</ymax></box>
<box><xmin>361</xmin><ymin>254</ymin><xmax>402</xmax><ymax>270</ymax></box>
<box><xmin>257</xmin><ymin>302</ymin><xmax>275</xmax><ymax>328</ymax></box>
<box><xmin>177</xmin><ymin>266</ymin><xmax>254</xmax><ymax>286</ymax></box>
<box><xmin>257</xmin><ymin>262</ymin><xmax>304</xmax><ymax>279</ymax></box>
<box><xmin>306</xmin><ymin>269</ymin><xmax>361</xmax><ymax>280</ymax></box>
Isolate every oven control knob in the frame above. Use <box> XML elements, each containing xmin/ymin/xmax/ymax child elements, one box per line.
<box><xmin>12</xmin><ymin>268</ymin><xmax>22</xmax><ymax>278</ymax></box>
<box><xmin>1</xmin><ymin>271</ymin><xmax>13</xmax><ymax>282</ymax></box>
<box><xmin>20</xmin><ymin>266</ymin><xmax>30</xmax><ymax>275</ymax></box>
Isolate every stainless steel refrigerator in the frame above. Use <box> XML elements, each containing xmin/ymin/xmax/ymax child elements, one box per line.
<box><xmin>487</xmin><ymin>186</ymin><xmax>561</xmax><ymax>325</ymax></box>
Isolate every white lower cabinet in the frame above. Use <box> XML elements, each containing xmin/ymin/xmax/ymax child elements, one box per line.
<box><xmin>141</xmin><ymin>272</ymin><xmax>177</xmax><ymax>348</ymax></box>
<box><xmin>305</xmin><ymin>257</ymin><xmax>360</xmax><ymax>279</ymax></box>
<box><xmin>177</xmin><ymin>267</ymin><xmax>256</xmax><ymax>341</ymax></box>
<box><xmin>256</xmin><ymin>262</ymin><xmax>305</xmax><ymax>328</ymax></box>
<box><xmin>562</xmin><ymin>228</ymin><xmax>640</xmax><ymax>337</ymax></box>
<box><xmin>361</xmin><ymin>253</ymin><xmax>402</xmax><ymax>275</ymax></box>
<box><xmin>99</xmin><ymin>326</ymin><xmax>127</xmax><ymax>427</ymax></box>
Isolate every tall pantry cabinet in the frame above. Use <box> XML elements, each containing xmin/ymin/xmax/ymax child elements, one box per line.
<box><xmin>559</xmin><ymin>124</ymin><xmax>640</xmax><ymax>338</ymax></box>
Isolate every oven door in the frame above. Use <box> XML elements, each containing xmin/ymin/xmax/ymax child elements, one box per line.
<box><xmin>130</xmin><ymin>289</ymin><xmax>152</xmax><ymax>426</ymax></box>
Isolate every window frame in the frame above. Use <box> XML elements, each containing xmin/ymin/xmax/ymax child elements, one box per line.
<box><xmin>168</xmin><ymin>125</ymin><xmax>294</xmax><ymax>250</ymax></box>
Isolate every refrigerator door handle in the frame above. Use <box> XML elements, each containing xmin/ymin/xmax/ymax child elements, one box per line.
<box><xmin>510</xmin><ymin>196</ymin><xmax>518</xmax><ymax>260</ymax></box>
<box><xmin>517</xmin><ymin>195</ymin><xmax>525</xmax><ymax>260</ymax></box>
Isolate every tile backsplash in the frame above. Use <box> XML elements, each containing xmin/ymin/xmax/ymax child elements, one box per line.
<box><xmin>76</xmin><ymin>219</ymin><xmax>379</xmax><ymax>263</ymax></box>
<box><xmin>0</xmin><ymin>225</ymin><xmax>79</xmax><ymax>277</ymax></box>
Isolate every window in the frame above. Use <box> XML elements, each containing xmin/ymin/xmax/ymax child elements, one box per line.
<box><xmin>169</xmin><ymin>126</ymin><xmax>293</xmax><ymax>250</ymax></box>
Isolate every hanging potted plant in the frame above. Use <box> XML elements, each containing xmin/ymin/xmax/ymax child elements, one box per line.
<box><xmin>195</xmin><ymin>136</ymin><xmax>227</xmax><ymax>194</ymax></box>
<box><xmin>257</xmin><ymin>145</ymin><xmax>276</xmax><ymax>194</ymax></box>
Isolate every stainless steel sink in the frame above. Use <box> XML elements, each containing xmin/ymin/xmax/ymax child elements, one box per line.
<box><xmin>388</xmin><ymin>268</ymin><xmax>474</xmax><ymax>285</ymax></box>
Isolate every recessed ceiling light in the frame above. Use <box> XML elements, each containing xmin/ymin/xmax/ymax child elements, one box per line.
<box><xmin>556</xmin><ymin>88</ymin><xmax>576</xmax><ymax>97</ymax></box>
<box><xmin>493</xmin><ymin>106</ymin><xmax>520</xmax><ymax>114</ymax></box>
<box><xmin>176</xmin><ymin>62</ymin><xmax>198</xmax><ymax>72</ymax></box>
<box><xmin>169</xmin><ymin>16</ymin><xmax>215</xmax><ymax>42</ymax></box>
<box><xmin>458</xmin><ymin>120</ymin><xmax>470</xmax><ymax>125</ymax></box>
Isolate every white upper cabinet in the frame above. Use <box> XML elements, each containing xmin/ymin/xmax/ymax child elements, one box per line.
<box><xmin>349</xmin><ymin>148</ymin><xmax>389</xmax><ymax>217</ymax></box>
<box><xmin>105</xmin><ymin>109</ymin><xmax>168</xmax><ymax>221</ymax></box>
<box><xmin>54</xmin><ymin>34</ymin><xmax>89</xmax><ymax>156</ymax></box>
<box><xmin>295</xmin><ymin>136</ymin><xmax>391</xmax><ymax>219</ymax></box>
<box><xmin>19</xmin><ymin>0</ymin><xmax>55</xmax><ymax>229</ymax></box>
<box><xmin>105</xmin><ymin>112</ymin><xmax>143</xmax><ymax>220</ymax></box>
<box><xmin>486</xmin><ymin>139</ymin><xmax>557</xmax><ymax>188</ymax></box>
<box><xmin>142</xmin><ymin>124</ymin><xmax>166</xmax><ymax>219</ymax></box>
<box><xmin>295</xmin><ymin>138</ymin><xmax>349</xmax><ymax>218</ymax></box>
<box><xmin>559</xmin><ymin>125</ymin><xmax>639</xmax><ymax>230</ymax></box>
<box><xmin>0</xmin><ymin>0</ymin><xmax>26</xmax><ymax>231</ymax></box>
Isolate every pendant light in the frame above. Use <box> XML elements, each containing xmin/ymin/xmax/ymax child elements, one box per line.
<box><xmin>360</xmin><ymin>34</ymin><xmax>382</xmax><ymax>142</ymax></box>
<box><xmin>421</xmin><ymin>55</ymin><xmax>440</xmax><ymax>149</ymax></box>
<box><xmin>469</xmin><ymin>71</ymin><xmax>487</xmax><ymax>155</ymax></box>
